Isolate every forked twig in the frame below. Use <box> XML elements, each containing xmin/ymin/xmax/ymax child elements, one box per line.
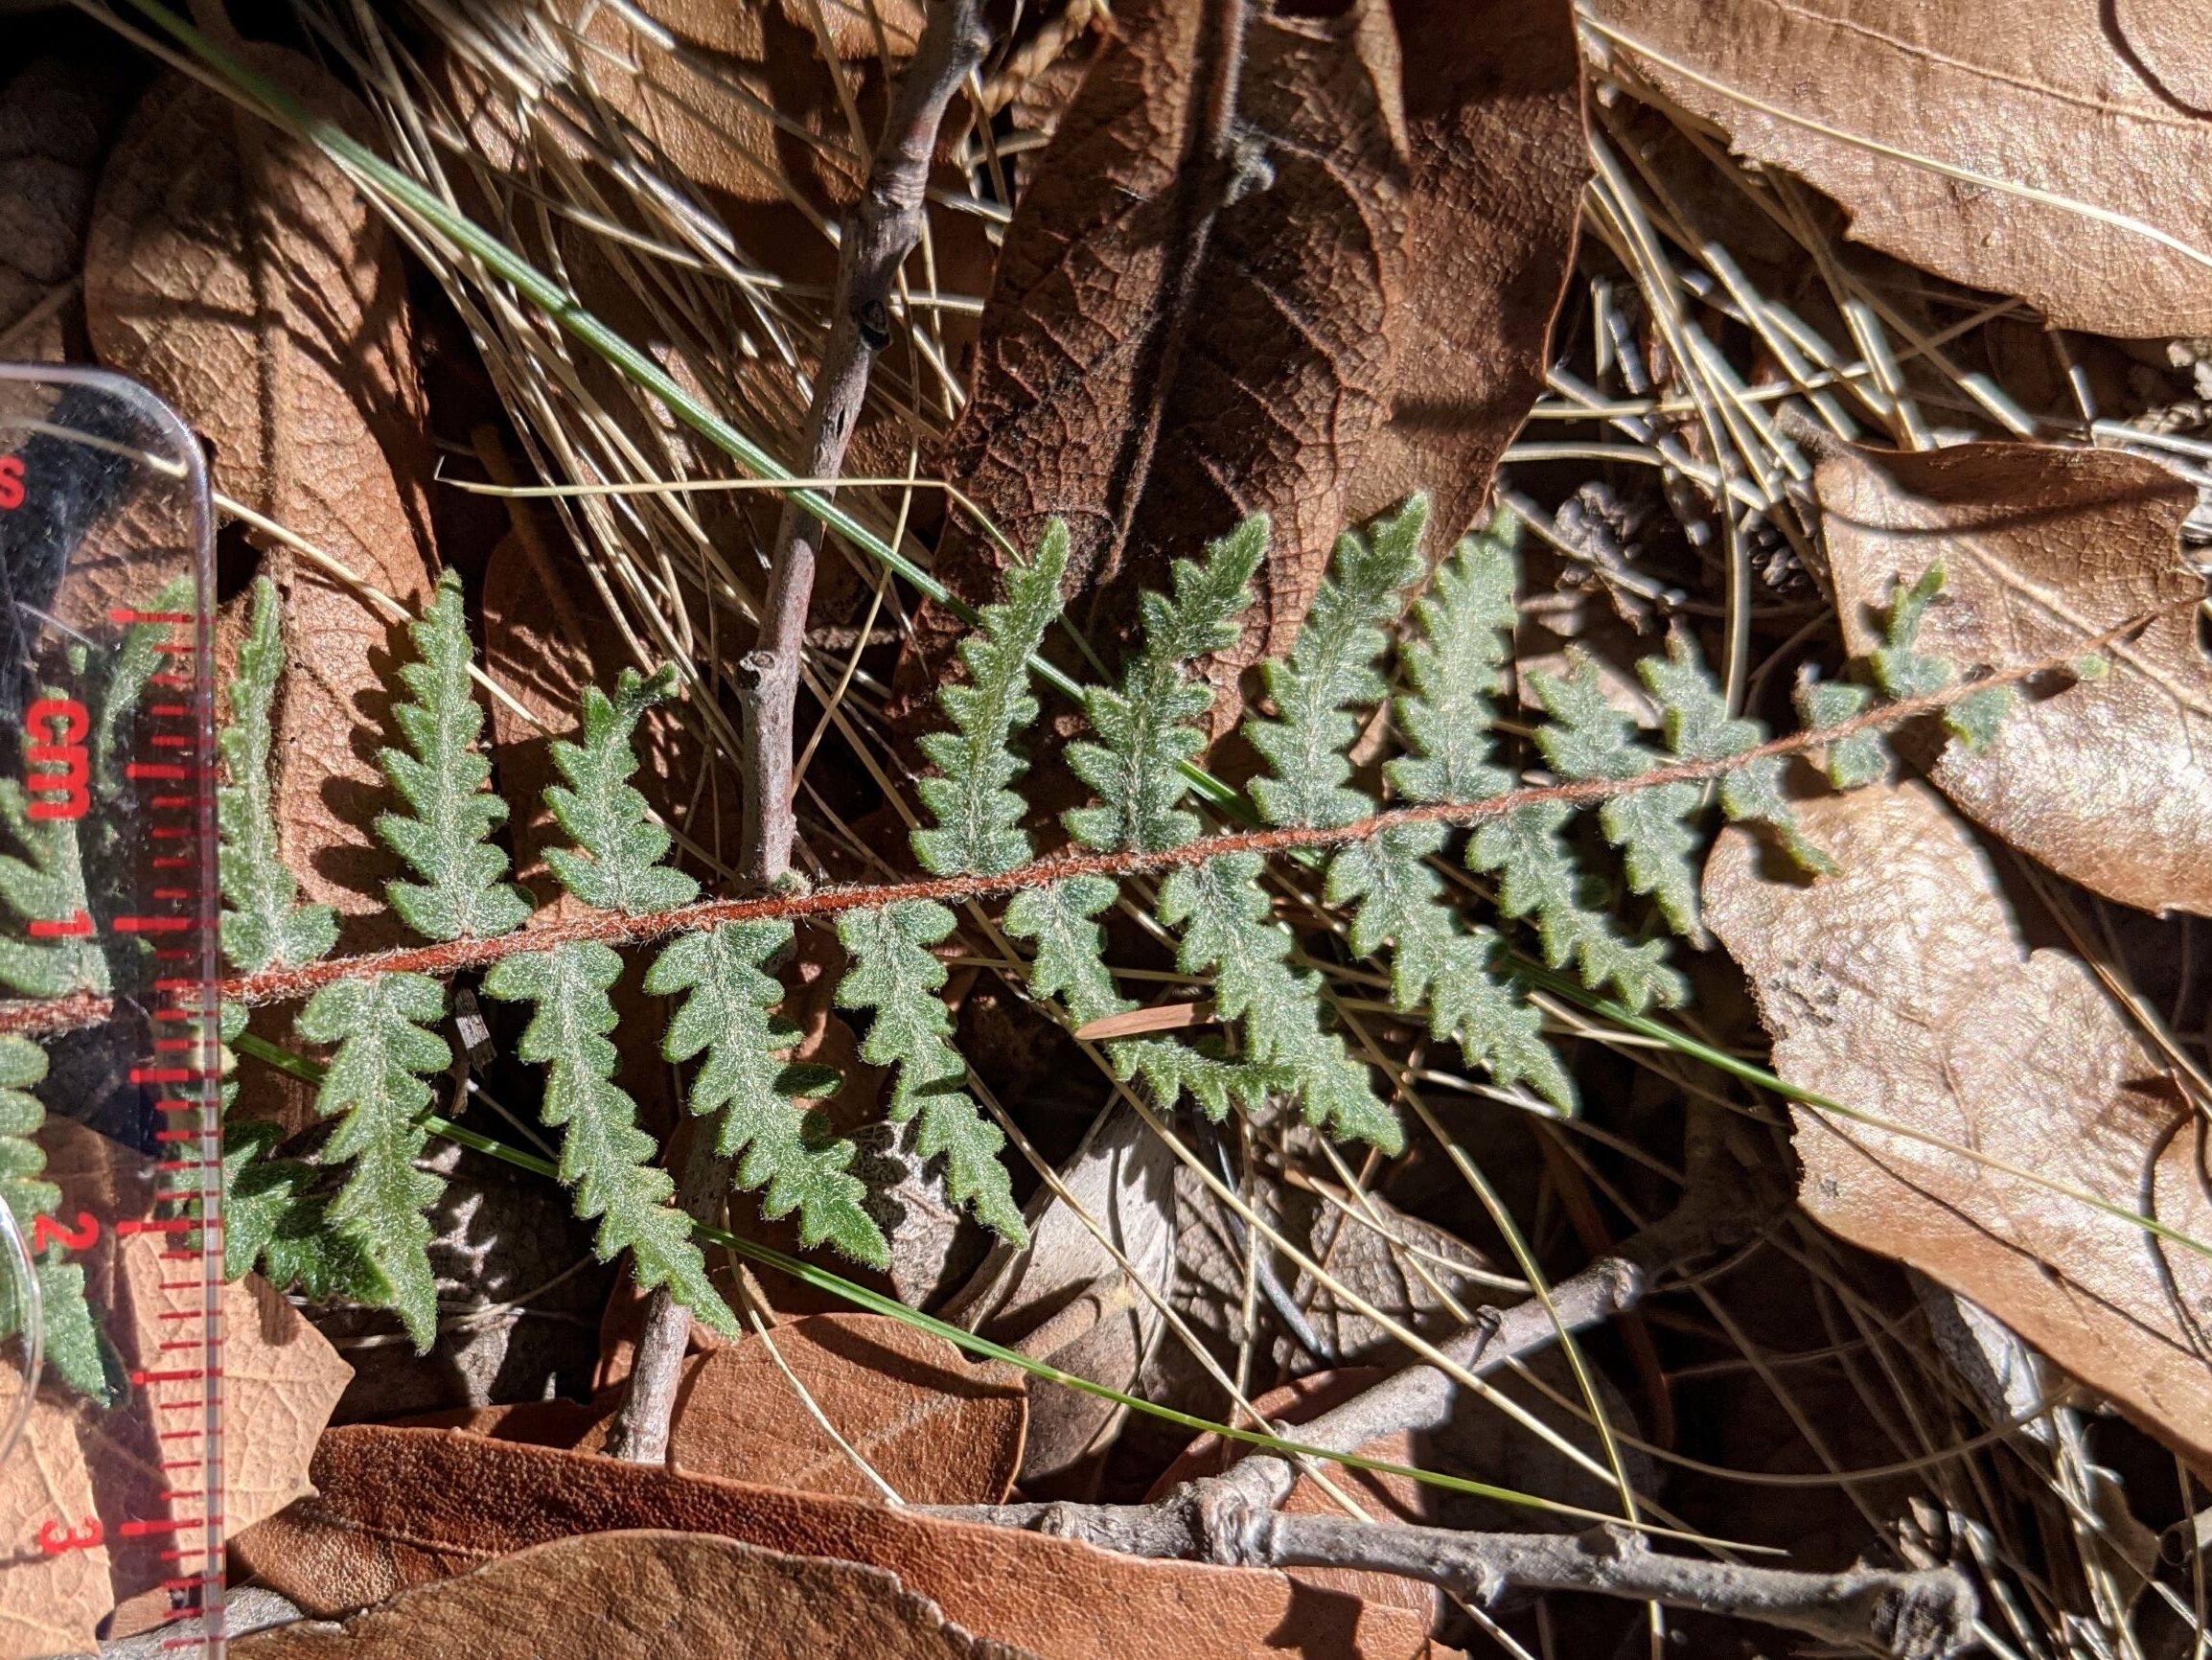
<box><xmin>606</xmin><ymin>0</ymin><xmax>992</xmax><ymax>1465</ymax></box>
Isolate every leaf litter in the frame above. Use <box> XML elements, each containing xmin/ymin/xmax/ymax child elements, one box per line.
<box><xmin>7</xmin><ymin>0</ymin><xmax>2212</xmax><ymax>1654</ymax></box>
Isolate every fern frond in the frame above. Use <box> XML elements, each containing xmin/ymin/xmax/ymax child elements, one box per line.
<box><xmin>649</xmin><ymin>922</ymin><xmax>886</xmax><ymax>1267</ymax></box>
<box><xmin>913</xmin><ymin>524</ymin><xmax>1069</xmax><ymax>878</ymax></box>
<box><xmin>1249</xmin><ymin>496</ymin><xmax>1424</xmax><ymax>831</ymax></box>
<box><xmin>295</xmin><ymin>972</ymin><xmax>451</xmax><ymax>1349</ymax></box>
<box><xmin>0</xmin><ymin>1035</ymin><xmax>112</xmax><ymax>1400</ymax></box>
<box><xmin>220</xmin><ymin>577</ymin><xmax>339</xmax><ymax>974</ymax></box>
<box><xmin>1065</xmin><ymin>516</ymin><xmax>1265</xmax><ymax>856</ymax></box>
<box><xmin>836</xmin><ymin>901</ymin><xmax>1025</xmax><ymax>1243</ymax></box>
<box><xmin>1796</xmin><ymin>675</ymin><xmax>1886</xmax><ymax>789</ymax></box>
<box><xmin>486</xmin><ymin>940</ymin><xmax>732</xmax><ymax>1329</ymax></box>
<box><xmin>542</xmin><ymin>667</ymin><xmax>700</xmax><ymax>913</ymax></box>
<box><xmin>376</xmin><ymin>569</ymin><xmax>530</xmax><ymax>942</ymax></box>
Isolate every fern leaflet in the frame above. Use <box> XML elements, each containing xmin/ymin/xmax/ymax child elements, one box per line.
<box><xmin>837</xmin><ymin>901</ymin><xmax>1025</xmax><ymax>1243</ymax></box>
<box><xmin>295</xmin><ymin>973</ymin><xmax>450</xmax><ymax>1349</ymax></box>
<box><xmin>542</xmin><ymin>667</ymin><xmax>700</xmax><ymax>913</ymax></box>
<box><xmin>377</xmin><ymin>569</ymin><xmax>530</xmax><ymax>943</ymax></box>
<box><xmin>220</xmin><ymin>577</ymin><xmax>339</xmax><ymax>975</ymax></box>
<box><xmin>652</xmin><ymin>921</ymin><xmax>884</xmax><ymax>1264</ymax></box>
<box><xmin>913</xmin><ymin>524</ymin><xmax>1069</xmax><ymax>879</ymax></box>
<box><xmin>486</xmin><ymin>941</ymin><xmax>735</xmax><ymax>1329</ymax></box>
<box><xmin>0</xmin><ymin>1035</ymin><xmax>110</xmax><ymax>1399</ymax></box>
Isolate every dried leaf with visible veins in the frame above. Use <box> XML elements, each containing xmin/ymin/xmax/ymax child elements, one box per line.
<box><xmin>2115</xmin><ymin>0</ymin><xmax>2212</xmax><ymax>112</ymax></box>
<box><xmin>1342</xmin><ymin>0</ymin><xmax>1587</xmax><ymax>543</ymax></box>
<box><xmin>118</xmin><ymin>1239</ymin><xmax>353</xmax><ymax>1534</ymax></box>
<box><xmin>1813</xmin><ymin>437</ymin><xmax>2212</xmax><ymax>917</ymax></box>
<box><xmin>1584</xmin><ymin>0</ymin><xmax>2212</xmax><ymax>334</ymax></box>
<box><xmin>664</xmin><ymin>1312</ymin><xmax>1026</xmax><ymax>1504</ymax></box>
<box><xmin>923</xmin><ymin>0</ymin><xmax>1413</xmax><ymax>725</ymax></box>
<box><xmin>235</xmin><ymin>1427</ymin><xmax>1435</xmax><ymax>1659</ymax></box>
<box><xmin>1704</xmin><ymin>780</ymin><xmax>2212</xmax><ymax>1467</ymax></box>
<box><xmin>0</xmin><ymin>54</ymin><xmax>132</xmax><ymax>348</ymax></box>
<box><xmin>0</xmin><ymin>1389</ymin><xmax>110</xmax><ymax>1658</ymax></box>
<box><xmin>85</xmin><ymin>54</ymin><xmax>437</xmax><ymax>930</ymax></box>
<box><xmin>231</xmin><ymin>1530</ymin><xmax>1041</xmax><ymax>1660</ymax></box>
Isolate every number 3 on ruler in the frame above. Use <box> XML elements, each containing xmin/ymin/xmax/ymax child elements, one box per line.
<box><xmin>0</xmin><ymin>455</ymin><xmax>21</xmax><ymax>512</ymax></box>
<box><xmin>30</xmin><ymin>1211</ymin><xmax>99</xmax><ymax>1254</ymax></box>
<box><xmin>36</xmin><ymin>1516</ymin><xmax>103</xmax><ymax>1555</ymax></box>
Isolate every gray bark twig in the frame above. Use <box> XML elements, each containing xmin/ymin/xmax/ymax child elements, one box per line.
<box><xmin>928</xmin><ymin>1123</ymin><xmax>1979</xmax><ymax>1657</ymax></box>
<box><xmin>951</xmin><ymin>1496</ymin><xmax>1972</xmax><ymax>1660</ymax></box>
<box><xmin>607</xmin><ymin>0</ymin><xmax>991</xmax><ymax>1465</ymax></box>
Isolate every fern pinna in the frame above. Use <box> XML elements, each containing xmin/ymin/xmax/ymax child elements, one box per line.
<box><xmin>0</xmin><ymin>490</ymin><xmax>2019</xmax><ymax>1359</ymax></box>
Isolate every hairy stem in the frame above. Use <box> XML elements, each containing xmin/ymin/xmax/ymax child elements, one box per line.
<box><xmin>612</xmin><ymin>0</ymin><xmax>991</xmax><ymax>1465</ymax></box>
<box><xmin>0</xmin><ymin>626</ymin><xmax>2126</xmax><ymax>1043</ymax></box>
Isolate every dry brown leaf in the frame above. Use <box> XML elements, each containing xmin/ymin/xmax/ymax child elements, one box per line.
<box><xmin>0</xmin><ymin>1388</ymin><xmax>110</xmax><ymax>1660</ymax></box>
<box><xmin>116</xmin><ymin>1241</ymin><xmax>353</xmax><ymax>1534</ymax></box>
<box><xmin>231</xmin><ymin>1529</ymin><xmax>1041</xmax><ymax>1660</ymax></box>
<box><xmin>921</xmin><ymin>0</ymin><xmax>1413</xmax><ymax>726</ymax></box>
<box><xmin>1341</xmin><ymin>0</ymin><xmax>1586</xmax><ymax>543</ymax></box>
<box><xmin>85</xmin><ymin>54</ymin><xmax>437</xmax><ymax>930</ymax></box>
<box><xmin>1812</xmin><ymin>437</ymin><xmax>2212</xmax><ymax>917</ymax></box>
<box><xmin>1584</xmin><ymin>0</ymin><xmax>2212</xmax><ymax>335</ymax></box>
<box><xmin>0</xmin><ymin>54</ymin><xmax>131</xmax><ymax>351</ymax></box>
<box><xmin>1704</xmin><ymin>778</ymin><xmax>2212</xmax><ymax>1466</ymax></box>
<box><xmin>941</xmin><ymin>1106</ymin><xmax>1178</xmax><ymax>1485</ymax></box>
<box><xmin>663</xmin><ymin>1312</ymin><xmax>1025</xmax><ymax>1503</ymax></box>
<box><xmin>235</xmin><ymin>1427</ymin><xmax>1435</xmax><ymax>1659</ymax></box>
<box><xmin>2115</xmin><ymin>0</ymin><xmax>2212</xmax><ymax>113</ymax></box>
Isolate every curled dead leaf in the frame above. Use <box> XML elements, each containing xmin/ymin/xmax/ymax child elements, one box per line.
<box><xmin>1584</xmin><ymin>0</ymin><xmax>2212</xmax><ymax>335</ymax></box>
<box><xmin>230</xmin><ymin>1529</ymin><xmax>1042</xmax><ymax>1660</ymax></box>
<box><xmin>664</xmin><ymin>1312</ymin><xmax>1026</xmax><ymax>1504</ymax></box>
<box><xmin>84</xmin><ymin>53</ymin><xmax>438</xmax><ymax>933</ymax></box>
<box><xmin>1342</xmin><ymin>0</ymin><xmax>1586</xmax><ymax>544</ymax></box>
<box><xmin>1811</xmin><ymin>436</ymin><xmax>2212</xmax><ymax>917</ymax></box>
<box><xmin>234</xmin><ymin>1426</ymin><xmax>1437</xmax><ymax>1659</ymax></box>
<box><xmin>941</xmin><ymin>1106</ymin><xmax>1178</xmax><ymax>1486</ymax></box>
<box><xmin>1704</xmin><ymin>779</ymin><xmax>2212</xmax><ymax>1467</ymax></box>
<box><xmin>921</xmin><ymin>0</ymin><xmax>1414</xmax><ymax>726</ymax></box>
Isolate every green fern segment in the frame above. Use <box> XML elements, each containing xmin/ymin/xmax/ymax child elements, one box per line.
<box><xmin>1159</xmin><ymin>853</ymin><xmax>1401</xmax><ymax>1147</ymax></box>
<box><xmin>0</xmin><ymin>1034</ymin><xmax>108</xmax><ymax>1399</ymax></box>
<box><xmin>295</xmin><ymin>972</ymin><xmax>451</xmax><ymax>1349</ymax></box>
<box><xmin>836</xmin><ymin>902</ymin><xmax>1025</xmax><ymax>1243</ymax></box>
<box><xmin>1249</xmin><ymin>496</ymin><xmax>1424</xmax><ymax>831</ymax></box>
<box><xmin>97</xmin><ymin>573</ymin><xmax>196</xmax><ymax>803</ymax></box>
<box><xmin>220</xmin><ymin>577</ymin><xmax>339</xmax><ymax>974</ymax></box>
<box><xmin>377</xmin><ymin>570</ymin><xmax>531</xmax><ymax>943</ymax></box>
<box><xmin>913</xmin><ymin>525</ymin><xmax>1069</xmax><ymax>878</ymax></box>
<box><xmin>1065</xmin><ymin>517</ymin><xmax>1265</xmax><ymax>856</ymax></box>
<box><xmin>1531</xmin><ymin>654</ymin><xmax>1703</xmax><ymax>937</ymax></box>
<box><xmin>542</xmin><ymin>667</ymin><xmax>700</xmax><ymax>914</ymax></box>
<box><xmin>1002</xmin><ymin>875</ymin><xmax>1130</xmax><ymax>1031</ymax></box>
<box><xmin>0</xmin><ymin>775</ymin><xmax>104</xmax><ymax>999</ymax></box>
<box><xmin>486</xmin><ymin>940</ymin><xmax>733</xmax><ymax>1331</ymax></box>
<box><xmin>1641</xmin><ymin>634</ymin><xmax>1832</xmax><ymax>873</ymax></box>
<box><xmin>650</xmin><ymin>922</ymin><xmax>886</xmax><ymax>1267</ymax></box>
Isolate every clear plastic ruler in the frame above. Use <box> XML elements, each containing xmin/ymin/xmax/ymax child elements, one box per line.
<box><xmin>0</xmin><ymin>364</ymin><xmax>224</xmax><ymax>1655</ymax></box>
